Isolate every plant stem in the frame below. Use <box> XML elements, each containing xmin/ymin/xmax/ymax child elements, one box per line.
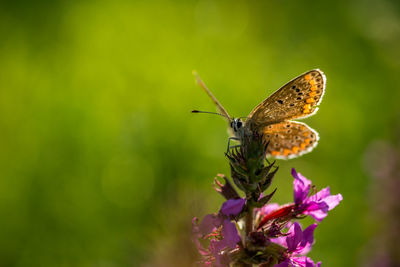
<box><xmin>245</xmin><ymin>206</ymin><xmax>253</xmax><ymax>237</ymax></box>
<box><xmin>243</xmin><ymin>205</ymin><xmax>253</xmax><ymax>267</ymax></box>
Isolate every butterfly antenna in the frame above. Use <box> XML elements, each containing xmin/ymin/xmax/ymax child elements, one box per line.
<box><xmin>192</xmin><ymin>71</ymin><xmax>232</xmax><ymax>121</ymax></box>
<box><xmin>191</xmin><ymin>110</ymin><xmax>229</xmax><ymax>119</ymax></box>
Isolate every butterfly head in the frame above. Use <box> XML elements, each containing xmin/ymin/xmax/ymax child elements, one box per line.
<box><xmin>230</xmin><ymin>118</ymin><xmax>243</xmax><ymax>133</ymax></box>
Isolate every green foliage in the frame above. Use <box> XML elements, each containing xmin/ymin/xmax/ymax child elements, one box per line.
<box><xmin>0</xmin><ymin>0</ymin><xmax>399</xmax><ymax>266</ymax></box>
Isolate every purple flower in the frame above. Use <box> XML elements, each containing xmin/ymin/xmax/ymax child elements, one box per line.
<box><xmin>205</xmin><ymin>220</ymin><xmax>240</xmax><ymax>266</ymax></box>
<box><xmin>192</xmin><ymin>198</ymin><xmax>244</xmax><ymax>266</ymax></box>
<box><xmin>292</xmin><ymin>168</ymin><xmax>343</xmax><ymax>221</ymax></box>
<box><xmin>272</xmin><ymin>222</ymin><xmax>321</xmax><ymax>267</ymax></box>
<box><xmin>192</xmin><ymin>217</ymin><xmax>241</xmax><ymax>267</ymax></box>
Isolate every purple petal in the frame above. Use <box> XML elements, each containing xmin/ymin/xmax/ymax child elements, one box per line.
<box><xmin>209</xmin><ymin>239</ymin><xmax>230</xmax><ymax>257</ymax></box>
<box><xmin>221</xmin><ymin>220</ymin><xmax>241</xmax><ymax>249</ymax></box>
<box><xmin>220</xmin><ymin>198</ymin><xmax>246</xmax><ymax>216</ymax></box>
<box><xmin>304</xmin><ymin>201</ymin><xmax>329</xmax><ymax>212</ymax></box>
<box><xmin>323</xmin><ymin>193</ymin><xmax>343</xmax><ymax>210</ymax></box>
<box><xmin>209</xmin><ymin>239</ymin><xmax>229</xmax><ymax>266</ymax></box>
<box><xmin>214</xmin><ymin>252</ymin><xmax>230</xmax><ymax>267</ymax></box>
<box><xmin>310</xmin><ymin>187</ymin><xmax>331</xmax><ymax>202</ymax></box>
<box><xmin>298</xmin><ymin>224</ymin><xmax>317</xmax><ymax>255</ymax></box>
<box><xmin>308</xmin><ymin>187</ymin><xmax>342</xmax><ymax>211</ymax></box>
<box><xmin>286</xmin><ymin>222</ymin><xmax>303</xmax><ymax>252</ymax></box>
<box><xmin>292</xmin><ymin>256</ymin><xmax>317</xmax><ymax>267</ymax></box>
<box><xmin>292</xmin><ymin>168</ymin><xmax>311</xmax><ymax>205</ymax></box>
<box><xmin>305</xmin><ymin>257</ymin><xmax>316</xmax><ymax>267</ymax></box>
<box><xmin>274</xmin><ymin>259</ymin><xmax>290</xmax><ymax>267</ymax></box>
<box><xmin>209</xmin><ymin>239</ymin><xmax>222</xmax><ymax>254</ymax></box>
<box><xmin>271</xmin><ymin>235</ymin><xmax>287</xmax><ymax>247</ymax></box>
<box><xmin>302</xmin><ymin>224</ymin><xmax>317</xmax><ymax>245</ymax></box>
<box><xmin>199</xmin><ymin>214</ymin><xmax>223</xmax><ymax>235</ymax></box>
<box><xmin>305</xmin><ymin>209</ymin><xmax>328</xmax><ymax>222</ymax></box>
<box><xmin>301</xmin><ymin>201</ymin><xmax>329</xmax><ymax>222</ymax></box>
<box><xmin>303</xmin><ymin>202</ymin><xmax>327</xmax><ymax>221</ymax></box>
<box><xmin>305</xmin><ymin>190</ymin><xmax>342</xmax><ymax>221</ymax></box>
<box><xmin>304</xmin><ymin>194</ymin><xmax>342</xmax><ymax>221</ymax></box>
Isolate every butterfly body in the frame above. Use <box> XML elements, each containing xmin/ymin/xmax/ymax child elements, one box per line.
<box><xmin>194</xmin><ymin>69</ymin><xmax>325</xmax><ymax>159</ymax></box>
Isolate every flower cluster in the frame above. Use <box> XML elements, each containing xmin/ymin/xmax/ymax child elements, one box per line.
<box><xmin>192</xmin><ymin>132</ymin><xmax>343</xmax><ymax>266</ymax></box>
<box><xmin>192</xmin><ymin>198</ymin><xmax>244</xmax><ymax>266</ymax></box>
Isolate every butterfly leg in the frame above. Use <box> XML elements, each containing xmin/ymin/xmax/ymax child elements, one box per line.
<box><xmin>227</xmin><ymin>137</ymin><xmax>240</xmax><ymax>153</ymax></box>
<box><xmin>229</xmin><ymin>145</ymin><xmax>241</xmax><ymax>150</ymax></box>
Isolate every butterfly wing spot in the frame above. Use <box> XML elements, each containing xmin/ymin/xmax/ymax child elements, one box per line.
<box><xmin>277</xmin><ymin>100</ymin><xmax>283</xmax><ymax>104</ymax></box>
<box><xmin>302</xmin><ymin>104</ymin><xmax>311</xmax><ymax>114</ymax></box>
<box><xmin>271</xmin><ymin>151</ymin><xmax>281</xmax><ymax>156</ymax></box>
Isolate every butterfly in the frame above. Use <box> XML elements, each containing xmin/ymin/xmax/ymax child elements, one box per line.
<box><xmin>193</xmin><ymin>69</ymin><xmax>326</xmax><ymax>159</ymax></box>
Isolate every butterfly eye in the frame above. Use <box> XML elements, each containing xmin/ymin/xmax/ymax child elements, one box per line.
<box><xmin>237</xmin><ymin>121</ymin><xmax>242</xmax><ymax>128</ymax></box>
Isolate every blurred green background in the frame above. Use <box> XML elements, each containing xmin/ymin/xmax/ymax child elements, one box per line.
<box><xmin>0</xmin><ymin>0</ymin><xmax>399</xmax><ymax>266</ymax></box>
